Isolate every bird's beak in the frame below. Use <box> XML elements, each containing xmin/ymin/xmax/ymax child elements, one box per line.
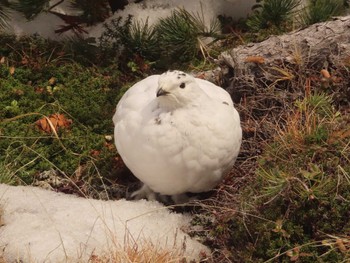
<box><xmin>156</xmin><ymin>88</ymin><xmax>170</xmax><ymax>97</ymax></box>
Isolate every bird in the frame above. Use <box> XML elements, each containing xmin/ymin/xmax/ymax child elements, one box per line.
<box><xmin>113</xmin><ymin>70</ymin><xmax>242</xmax><ymax>203</ymax></box>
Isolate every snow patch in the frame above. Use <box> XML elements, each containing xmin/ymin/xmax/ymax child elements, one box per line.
<box><xmin>5</xmin><ymin>0</ymin><xmax>255</xmax><ymax>39</ymax></box>
<box><xmin>0</xmin><ymin>184</ymin><xmax>208</xmax><ymax>262</ymax></box>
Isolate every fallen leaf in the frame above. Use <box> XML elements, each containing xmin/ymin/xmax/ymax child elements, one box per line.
<box><xmin>12</xmin><ymin>89</ymin><xmax>25</xmax><ymax>96</ymax></box>
<box><xmin>21</xmin><ymin>57</ymin><xmax>28</xmax><ymax>65</ymax></box>
<box><xmin>35</xmin><ymin>87</ymin><xmax>45</xmax><ymax>94</ymax></box>
<box><xmin>245</xmin><ymin>56</ymin><xmax>265</xmax><ymax>64</ymax></box>
<box><xmin>90</xmin><ymin>150</ymin><xmax>101</xmax><ymax>157</ymax></box>
<box><xmin>9</xmin><ymin>66</ymin><xmax>15</xmax><ymax>75</ymax></box>
<box><xmin>48</xmin><ymin>77</ymin><xmax>56</xmax><ymax>85</ymax></box>
<box><xmin>0</xmin><ymin>57</ymin><xmax>5</xmax><ymax>64</ymax></box>
<box><xmin>104</xmin><ymin>142</ymin><xmax>115</xmax><ymax>150</ymax></box>
<box><xmin>36</xmin><ymin>113</ymin><xmax>72</xmax><ymax>134</ymax></box>
<box><xmin>335</xmin><ymin>238</ymin><xmax>348</xmax><ymax>253</ymax></box>
<box><xmin>320</xmin><ymin>69</ymin><xmax>331</xmax><ymax>79</ymax></box>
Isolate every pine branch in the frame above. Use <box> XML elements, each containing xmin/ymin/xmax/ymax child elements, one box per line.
<box><xmin>12</xmin><ymin>0</ymin><xmax>50</xmax><ymax>20</ymax></box>
<box><xmin>0</xmin><ymin>0</ymin><xmax>10</xmax><ymax>30</ymax></box>
<box><xmin>70</xmin><ymin>0</ymin><xmax>110</xmax><ymax>25</ymax></box>
<box><xmin>48</xmin><ymin>0</ymin><xmax>64</xmax><ymax>11</ymax></box>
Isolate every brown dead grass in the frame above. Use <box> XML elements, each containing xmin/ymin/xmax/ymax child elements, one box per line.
<box><xmin>195</xmin><ymin>43</ymin><xmax>350</xmax><ymax>261</ymax></box>
<box><xmin>86</xmin><ymin>229</ymin><xmax>207</xmax><ymax>263</ymax></box>
<box><xmin>88</xmin><ymin>243</ymin><xmax>189</xmax><ymax>263</ymax></box>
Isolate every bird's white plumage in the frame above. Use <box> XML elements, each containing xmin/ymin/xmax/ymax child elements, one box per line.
<box><xmin>113</xmin><ymin>70</ymin><xmax>242</xmax><ymax>198</ymax></box>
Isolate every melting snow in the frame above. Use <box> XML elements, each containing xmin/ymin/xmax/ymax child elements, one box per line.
<box><xmin>5</xmin><ymin>0</ymin><xmax>255</xmax><ymax>39</ymax></box>
<box><xmin>0</xmin><ymin>184</ymin><xmax>209</xmax><ymax>262</ymax></box>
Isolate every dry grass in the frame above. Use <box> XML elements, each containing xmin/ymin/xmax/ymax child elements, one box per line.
<box><xmin>193</xmin><ymin>38</ymin><xmax>350</xmax><ymax>261</ymax></box>
<box><xmin>86</xmin><ymin>225</ymin><xmax>201</xmax><ymax>263</ymax></box>
<box><xmin>88</xmin><ymin>242</ymin><xmax>189</xmax><ymax>263</ymax></box>
<box><xmin>1</xmin><ymin>14</ymin><xmax>350</xmax><ymax>263</ymax></box>
<box><xmin>0</xmin><ymin>186</ymin><xmax>205</xmax><ymax>263</ymax></box>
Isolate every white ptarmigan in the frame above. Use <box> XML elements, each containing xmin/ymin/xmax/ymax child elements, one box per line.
<box><xmin>113</xmin><ymin>70</ymin><xmax>242</xmax><ymax>203</ymax></box>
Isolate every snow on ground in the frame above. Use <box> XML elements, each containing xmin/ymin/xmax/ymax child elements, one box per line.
<box><xmin>0</xmin><ymin>184</ymin><xmax>209</xmax><ymax>262</ymax></box>
<box><xmin>6</xmin><ymin>0</ymin><xmax>255</xmax><ymax>39</ymax></box>
<box><xmin>88</xmin><ymin>0</ymin><xmax>256</xmax><ymax>38</ymax></box>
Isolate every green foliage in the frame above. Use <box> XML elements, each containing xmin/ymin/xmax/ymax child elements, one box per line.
<box><xmin>247</xmin><ymin>0</ymin><xmax>301</xmax><ymax>31</ymax></box>
<box><xmin>0</xmin><ymin>0</ymin><xmax>113</xmax><ymax>35</ymax></box>
<box><xmin>0</xmin><ymin>0</ymin><xmax>10</xmax><ymax>30</ymax></box>
<box><xmin>155</xmin><ymin>9</ymin><xmax>200</xmax><ymax>62</ymax></box>
<box><xmin>99</xmin><ymin>15</ymin><xmax>133</xmax><ymax>57</ymax></box>
<box><xmin>101</xmin><ymin>8</ymin><xmax>221</xmax><ymax>66</ymax></box>
<box><xmin>155</xmin><ymin>8</ymin><xmax>220</xmax><ymax>63</ymax></box>
<box><xmin>203</xmin><ymin>92</ymin><xmax>350</xmax><ymax>262</ymax></box>
<box><xmin>119</xmin><ymin>18</ymin><xmax>159</xmax><ymax>61</ymax></box>
<box><xmin>101</xmin><ymin>15</ymin><xmax>159</xmax><ymax>65</ymax></box>
<box><xmin>296</xmin><ymin>92</ymin><xmax>334</xmax><ymax>118</ymax></box>
<box><xmin>0</xmin><ymin>33</ymin><xmax>122</xmax><ymax>68</ymax></box>
<box><xmin>62</xmin><ymin>37</ymin><xmax>110</xmax><ymax>66</ymax></box>
<box><xmin>0</xmin><ymin>35</ymin><xmax>126</xmax><ymax>188</ymax></box>
<box><xmin>12</xmin><ymin>0</ymin><xmax>50</xmax><ymax>20</ymax></box>
<box><xmin>214</xmin><ymin>93</ymin><xmax>350</xmax><ymax>261</ymax></box>
<box><xmin>259</xmin><ymin>93</ymin><xmax>341</xmax><ymax>199</ymax></box>
<box><xmin>70</xmin><ymin>0</ymin><xmax>110</xmax><ymax>25</ymax></box>
<box><xmin>300</xmin><ymin>0</ymin><xmax>345</xmax><ymax>26</ymax></box>
<box><xmin>0</xmin><ymin>163</ymin><xmax>16</xmax><ymax>185</ymax></box>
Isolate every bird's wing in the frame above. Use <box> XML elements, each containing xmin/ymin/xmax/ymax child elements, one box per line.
<box><xmin>194</xmin><ymin>78</ymin><xmax>234</xmax><ymax>107</ymax></box>
<box><xmin>113</xmin><ymin>75</ymin><xmax>160</xmax><ymax>125</ymax></box>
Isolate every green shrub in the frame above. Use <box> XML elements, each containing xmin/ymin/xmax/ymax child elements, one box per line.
<box><xmin>101</xmin><ymin>9</ymin><xmax>221</xmax><ymax>66</ymax></box>
<box><xmin>155</xmin><ymin>8</ymin><xmax>220</xmax><ymax>63</ymax></box>
<box><xmin>99</xmin><ymin>15</ymin><xmax>132</xmax><ymax>59</ymax></box>
<box><xmin>247</xmin><ymin>0</ymin><xmax>301</xmax><ymax>31</ymax></box>
<box><xmin>300</xmin><ymin>0</ymin><xmax>345</xmax><ymax>26</ymax></box>
<box><xmin>0</xmin><ymin>3</ymin><xmax>10</xmax><ymax>30</ymax></box>
<box><xmin>119</xmin><ymin>18</ymin><xmax>159</xmax><ymax>61</ymax></box>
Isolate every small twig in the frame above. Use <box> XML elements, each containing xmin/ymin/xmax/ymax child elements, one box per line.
<box><xmin>48</xmin><ymin>0</ymin><xmax>64</xmax><ymax>12</ymax></box>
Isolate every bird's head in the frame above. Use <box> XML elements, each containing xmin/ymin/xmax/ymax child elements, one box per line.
<box><xmin>156</xmin><ymin>70</ymin><xmax>204</xmax><ymax>108</ymax></box>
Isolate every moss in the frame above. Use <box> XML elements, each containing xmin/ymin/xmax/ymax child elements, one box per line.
<box><xmin>0</xmin><ymin>35</ymin><xmax>130</xmax><ymax>189</ymax></box>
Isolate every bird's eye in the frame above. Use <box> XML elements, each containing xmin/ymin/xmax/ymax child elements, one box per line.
<box><xmin>179</xmin><ymin>82</ymin><xmax>186</xmax><ymax>89</ymax></box>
